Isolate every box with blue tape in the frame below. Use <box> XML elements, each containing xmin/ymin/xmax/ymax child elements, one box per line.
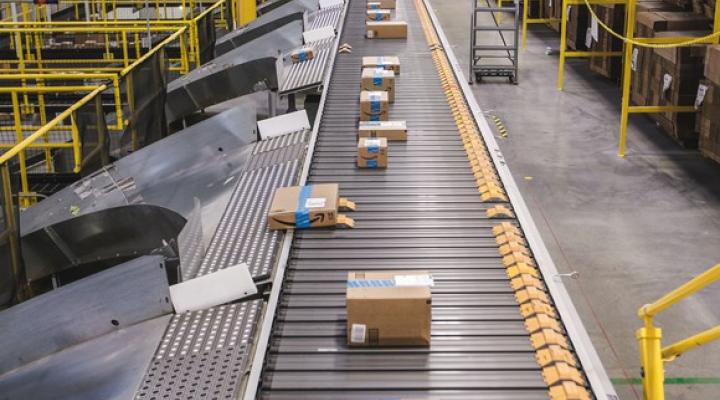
<box><xmin>357</xmin><ymin>137</ymin><xmax>388</xmax><ymax>168</ymax></box>
<box><xmin>366</xmin><ymin>9</ymin><xmax>391</xmax><ymax>21</ymax></box>
<box><xmin>347</xmin><ymin>271</ymin><xmax>433</xmax><ymax>346</ymax></box>
<box><xmin>290</xmin><ymin>46</ymin><xmax>315</xmax><ymax>64</ymax></box>
<box><xmin>366</xmin><ymin>21</ymin><xmax>407</xmax><ymax>39</ymax></box>
<box><xmin>268</xmin><ymin>184</ymin><xmax>356</xmax><ymax>230</ymax></box>
<box><xmin>366</xmin><ymin>0</ymin><xmax>395</xmax><ymax>9</ymax></box>
<box><xmin>361</xmin><ymin>68</ymin><xmax>395</xmax><ymax>102</ymax></box>
<box><xmin>358</xmin><ymin>120</ymin><xmax>407</xmax><ymax>141</ymax></box>
<box><xmin>362</xmin><ymin>55</ymin><xmax>400</xmax><ymax>75</ymax></box>
<box><xmin>360</xmin><ymin>90</ymin><xmax>389</xmax><ymax>121</ymax></box>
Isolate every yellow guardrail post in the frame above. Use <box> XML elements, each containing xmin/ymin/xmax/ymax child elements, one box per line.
<box><xmin>636</xmin><ymin>264</ymin><xmax>720</xmax><ymax>400</ymax></box>
<box><xmin>121</xmin><ymin>30</ymin><xmax>130</xmax><ymax>67</ymax></box>
<box><xmin>618</xmin><ymin>0</ymin><xmax>636</xmax><ymax>157</ymax></box>
<box><xmin>10</xmin><ymin>91</ymin><xmax>31</xmax><ymax>208</ymax></box>
<box><xmin>70</xmin><ymin>113</ymin><xmax>83</xmax><ymax>173</ymax></box>
<box><xmin>1</xmin><ymin>162</ymin><xmax>27</xmax><ymax>303</ymax></box>
<box><xmin>238</xmin><ymin>0</ymin><xmax>255</xmax><ymax>25</ymax></box>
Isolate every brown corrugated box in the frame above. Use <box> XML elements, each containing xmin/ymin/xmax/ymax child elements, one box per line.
<box><xmin>366</xmin><ymin>9</ymin><xmax>391</xmax><ymax>21</ymax></box>
<box><xmin>632</xmin><ymin>11</ymin><xmax>710</xmax><ymax>105</ymax></box>
<box><xmin>362</xmin><ymin>56</ymin><xmax>400</xmax><ymax>74</ymax></box>
<box><xmin>588</xmin><ymin>5</ymin><xmax>625</xmax><ymax>81</ymax></box>
<box><xmin>704</xmin><ymin>45</ymin><xmax>720</xmax><ymax>87</ymax></box>
<box><xmin>267</xmin><ymin>184</ymin><xmax>338</xmax><ymax>230</ymax></box>
<box><xmin>360</xmin><ymin>90</ymin><xmax>389</xmax><ymax>121</ymax></box>
<box><xmin>361</xmin><ymin>68</ymin><xmax>395</xmax><ymax>102</ymax></box>
<box><xmin>357</xmin><ymin>137</ymin><xmax>388</xmax><ymax>168</ymax></box>
<box><xmin>566</xmin><ymin>5</ymin><xmax>589</xmax><ymax>50</ymax></box>
<box><xmin>358</xmin><ymin>120</ymin><xmax>407</xmax><ymax>141</ymax></box>
<box><xmin>367</xmin><ymin>0</ymin><xmax>396</xmax><ymax>9</ymax></box>
<box><xmin>700</xmin><ymin>82</ymin><xmax>720</xmax><ymax>164</ymax></box>
<box><xmin>346</xmin><ymin>271</ymin><xmax>432</xmax><ymax>346</ymax></box>
<box><xmin>290</xmin><ymin>46</ymin><xmax>315</xmax><ymax>63</ymax></box>
<box><xmin>366</xmin><ymin>21</ymin><xmax>408</xmax><ymax>39</ymax></box>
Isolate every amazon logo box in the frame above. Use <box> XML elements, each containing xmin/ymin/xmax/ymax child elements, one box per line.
<box><xmin>362</xmin><ymin>56</ymin><xmax>400</xmax><ymax>75</ymax></box>
<box><xmin>346</xmin><ymin>271</ymin><xmax>433</xmax><ymax>346</ymax></box>
<box><xmin>268</xmin><ymin>184</ymin><xmax>338</xmax><ymax>230</ymax></box>
<box><xmin>358</xmin><ymin>120</ymin><xmax>407</xmax><ymax>141</ymax></box>
<box><xmin>357</xmin><ymin>137</ymin><xmax>388</xmax><ymax>169</ymax></box>
<box><xmin>361</xmin><ymin>67</ymin><xmax>395</xmax><ymax>102</ymax></box>
<box><xmin>360</xmin><ymin>90</ymin><xmax>389</xmax><ymax>122</ymax></box>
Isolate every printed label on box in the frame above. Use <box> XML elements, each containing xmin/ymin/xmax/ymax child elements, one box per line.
<box><xmin>631</xmin><ymin>48</ymin><xmax>638</xmax><ymax>72</ymax></box>
<box><xmin>662</xmin><ymin>74</ymin><xmax>672</xmax><ymax>93</ymax></box>
<box><xmin>590</xmin><ymin>16</ymin><xmax>599</xmax><ymax>41</ymax></box>
<box><xmin>304</xmin><ymin>198</ymin><xmax>326</xmax><ymax>208</ymax></box>
<box><xmin>394</xmin><ymin>274</ymin><xmax>434</xmax><ymax>287</ymax></box>
<box><xmin>585</xmin><ymin>27</ymin><xmax>593</xmax><ymax>48</ymax></box>
<box><xmin>351</xmin><ymin>323</ymin><xmax>366</xmax><ymax>343</ymax></box>
<box><xmin>695</xmin><ymin>84</ymin><xmax>708</xmax><ymax>109</ymax></box>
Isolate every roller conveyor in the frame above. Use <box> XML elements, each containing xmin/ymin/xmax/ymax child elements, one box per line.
<box><xmin>244</xmin><ymin>0</ymin><xmax>618</xmax><ymax>399</ymax></box>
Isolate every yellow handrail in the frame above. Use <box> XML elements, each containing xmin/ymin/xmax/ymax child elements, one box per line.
<box><xmin>0</xmin><ymin>85</ymin><xmax>105</xmax><ymax>166</ymax></box>
<box><xmin>636</xmin><ymin>264</ymin><xmax>720</xmax><ymax>400</ymax></box>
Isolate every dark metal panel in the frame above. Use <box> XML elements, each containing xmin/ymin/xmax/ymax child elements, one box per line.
<box><xmin>0</xmin><ymin>315</ymin><xmax>171</xmax><ymax>400</ymax></box>
<box><xmin>0</xmin><ymin>255</ymin><xmax>171</xmax><ymax>375</ymax></box>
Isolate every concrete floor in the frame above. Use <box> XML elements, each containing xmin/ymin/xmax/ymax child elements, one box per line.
<box><xmin>429</xmin><ymin>1</ymin><xmax>720</xmax><ymax>399</ymax></box>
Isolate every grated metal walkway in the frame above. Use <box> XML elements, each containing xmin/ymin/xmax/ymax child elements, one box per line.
<box><xmin>257</xmin><ymin>0</ymin><xmax>587</xmax><ymax>398</ymax></box>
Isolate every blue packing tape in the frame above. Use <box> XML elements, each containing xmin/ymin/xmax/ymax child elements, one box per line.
<box><xmin>295</xmin><ymin>185</ymin><xmax>313</xmax><ymax>229</ymax></box>
<box><xmin>370</xmin><ymin>94</ymin><xmax>381</xmax><ymax>114</ymax></box>
<box><xmin>347</xmin><ymin>279</ymin><xmax>395</xmax><ymax>288</ymax></box>
<box><xmin>299</xmin><ymin>51</ymin><xmax>306</xmax><ymax>62</ymax></box>
<box><xmin>367</xmin><ymin>142</ymin><xmax>380</xmax><ymax>153</ymax></box>
<box><xmin>374</xmin><ymin>12</ymin><xmax>381</xmax><ymax>21</ymax></box>
<box><xmin>373</xmin><ymin>70</ymin><xmax>383</xmax><ymax>86</ymax></box>
<box><xmin>370</xmin><ymin>3</ymin><xmax>379</xmax><ymax>9</ymax></box>
<box><xmin>366</xmin><ymin>159</ymin><xmax>378</xmax><ymax>168</ymax></box>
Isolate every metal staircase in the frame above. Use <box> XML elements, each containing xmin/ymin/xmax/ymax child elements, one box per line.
<box><xmin>469</xmin><ymin>0</ymin><xmax>519</xmax><ymax>84</ymax></box>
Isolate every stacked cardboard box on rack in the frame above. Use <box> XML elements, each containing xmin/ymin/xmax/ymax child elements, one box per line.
<box><xmin>629</xmin><ymin>11</ymin><xmax>711</xmax><ymax>146</ymax></box>
<box><xmin>700</xmin><ymin>45</ymin><xmax>720</xmax><ymax>163</ymax></box>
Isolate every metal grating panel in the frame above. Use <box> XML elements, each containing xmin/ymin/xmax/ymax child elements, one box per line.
<box><xmin>135</xmin><ymin>129</ymin><xmax>310</xmax><ymax>400</ymax></box>
<box><xmin>306</xmin><ymin>5</ymin><xmax>344</xmax><ymax>31</ymax></box>
<box><xmin>278</xmin><ymin>40</ymin><xmax>335</xmax><ymax>94</ymax></box>
<box><xmin>135</xmin><ymin>300</ymin><xmax>261</xmax><ymax>400</ymax></box>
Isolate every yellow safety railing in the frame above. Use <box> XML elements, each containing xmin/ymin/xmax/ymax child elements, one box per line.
<box><xmin>0</xmin><ymin>85</ymin><xmax>106</xmax><ymax>207</ymax></box>
<box><xmin>636</xmin><ymin>264</ymin><xmax>720</xmax><ymax>400</ymax></box>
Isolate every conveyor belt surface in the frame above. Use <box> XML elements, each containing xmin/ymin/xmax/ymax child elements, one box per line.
<box><xmin>257</xmin><ymin>0</ymin><xmax>587</xmax><ymax>399</ymax></box>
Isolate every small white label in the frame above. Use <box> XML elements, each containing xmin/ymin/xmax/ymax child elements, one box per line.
<box><xmin>566</xmin><ymin>6</ymin><xmax>571</xmax><ymax>21</ymax></box>
<box><xmin>662</xmin><ymin>74</ymin><xmax>673</xmax><ymax>93</ymax></box>
<box><xmin>366</xmin><ymin>30</ymin><xmax>375</xmax><ymax>38</ymax></box>
<box><xmin>631</xmin><ymin>48</ymin><xmax>639</xmax><ymax>72</ymax></box>
<box><xmin>585</xmin><ymin>27</ymin><xmax>593</xmax><ymax>48</ymax></box>
<box><xmin>590</xmin><ymin>16</ymin><xmax>599</xmax><ymax>41</ymax></box>
<box><xmin>549</xmin><ymin>0</ymin><xmax>552</xmax><ymax>7</ymax></box>
<box><xmin>305</xmin><ymin>198</ymin><xmax>326</xmax><ymax>208</ymax></box>
<box><xmin>365</xmin><ymin>138</ymin><xmax>382</xmax><ymax>147</ymax></box>
<box><xmin>394</xmin><ymin>274</ymin><xmax>434</xmax><ymax>287</ymax></box>
<box><xmin>351</xmin><ymin>323</ymin><xmax>366</xmax><ymax>343</ymax></box>
<box><xmin>695</xmin><ymin>84</ymin><xmax>708</xmax><ymax>109</ymax></box>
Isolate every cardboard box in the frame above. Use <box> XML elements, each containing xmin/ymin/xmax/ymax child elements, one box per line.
<box><xmin>290</xmin><ymin>46</ymin><xmax>315</xmax><ymax>63</ymax></box>
<box><xmin>362</xmin><ymin>56</ymin><xmax>400</xmax><ymax>74</ymax></box>
<box><xmin>268</xmin><ymin>184</ymin><xmax>338</xmax><ymax>230</ymax></box>
<box><xmin>705</xmin><ymin>45</ymin><xmax>720</xmax><ymax>87</ymax></box>
<box><xmin>632</xmin><ymin>12</ymin><xmax>711</xmax><ymax>105</ymax></box>
<box><xmin>358</xmin><ymin>120</ymin><xmax>408</xmax><ymax>141</ymax></box>
<box><xmin>366</xmin><ymin>21</ymin><xmax>408</xmax><ymax>39</ymax></box>
<box><xmin>700</xmin><ymin>83</ymin><xmax>720</xmax><ymax>164</ymax></box>
<box><xmin>542</xmin><ymin>0</ymin><xmax>563</xmax><ymax>32</ymax></box>
<box><xmin>367</xmin><ymin>0</ymin><xmax>395</xmax><ymax>9</ymax></box>
<box><xmin>566</xmin><ymin>5</ymin><xmax>589</xmax><ymax>51</ymax></box>
<box><xmin>361</xmin><ymin>68</ymin><xmax>395</xmax><ymax>102</ymax></box>
<box><xmin>357</xmin><ymin>137</ymin><xmax>388</xmax><ymax>168</ymax></box>
<box><xmin>346</xmin><ymin>271</ymin><xmax>432</xmax><ymax>346</ymax></box>
<box><xmin>360</xmin><ymin>91</ymin><xmax>389</xmax><ymax>121</ymax></box>
<box><xmin>588</xmin><ymin>5</ymin><xmax>625</xmax><ymax>81</ymax></box>
<box><xmin>366</xmin><ymin>9</ymin><xmax>391</xmax><ymax>21</ymax></box>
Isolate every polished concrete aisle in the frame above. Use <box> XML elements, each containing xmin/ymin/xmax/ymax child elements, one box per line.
<box><xmin>429</xmin><ymin>1</ymin><xmax>720</xmax><ymax>399</ymax></box>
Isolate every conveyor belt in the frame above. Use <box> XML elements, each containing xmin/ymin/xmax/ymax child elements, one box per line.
<box><xmin>254</xmin><ymin>0</ymin><xmax>591</xmax><ymax>399</ymax></box>
<box><xmin>239</xmin><ymin>0</ymin><xmax>620</xmax><ymax>398</ymax></box>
